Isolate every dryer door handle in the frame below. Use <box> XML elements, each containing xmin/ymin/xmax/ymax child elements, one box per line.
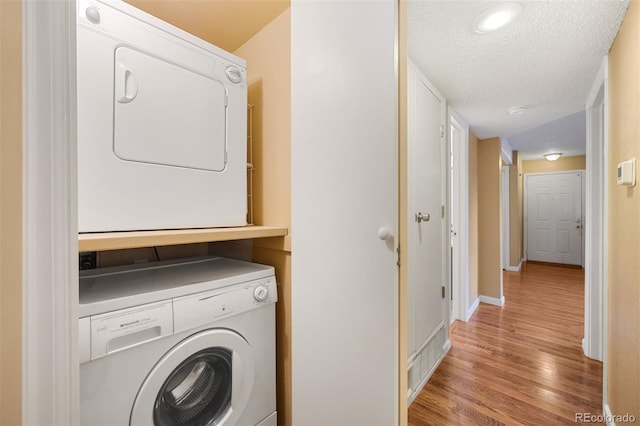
<box><xmin>116</xmin><ymin>63</ymin><xmax>139</xmax><ymax>104</ymax></box>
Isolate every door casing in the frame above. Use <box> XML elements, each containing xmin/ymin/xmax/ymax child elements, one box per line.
<box><xmin>584</xmin><ymin>56</ymin><xmax>608</xmax><ymax>366</ymax></box>
<box><xmin>22</xmin><ymin>1</ymin><xmax>79</xmax><ymax>424</ymax></box>
<box><xmin>448</xmin><ymin>110</ymin><xmax>470</xmax><ymax>323</ymax></box>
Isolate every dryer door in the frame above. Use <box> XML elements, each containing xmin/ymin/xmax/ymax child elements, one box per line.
<box><xmin>113</xmin><ymin>46</ymin><xmax>228</xmax><ymax>172</ymax></box>
<box><xmin>130</xmin><ymin>329</ymin><xmax>254</xmax><ymax>426</ymax></box>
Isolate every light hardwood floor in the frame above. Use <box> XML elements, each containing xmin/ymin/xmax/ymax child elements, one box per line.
<box><xmin>408</xmin><ymin>262</ymin><xmax>603</xmax><ymax>425</ymax></box>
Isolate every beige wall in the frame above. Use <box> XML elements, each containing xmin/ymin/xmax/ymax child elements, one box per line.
<box><xmin>0</xmin><ymin>1</ymin><xmax>23</xmax><ymax>424</ymax></box>
<box><xmin>97</xmin><ymin>244</ymin><xmax>210</xmax><ymax>267</ymax></box>
<box><xmin>126</xmin><ymin>0</ymin><xmax>289</xmax><ymax>53</ymax></box>
<box><xmin>522</xmin><ymin>155</ymin><xmax>586</xmax><ymax>174</ymax></box>
<box><xmin>607</xmin><ymin>1</ymin><xmax>640</xmax><ymax>419</ymax></box>
<box><xmin>468</xmin><ymin>131</ymin><xmax>479</xmax><ymax>304</ymax></box>
<box><xmin>235</xmin><ymin>9</ymin><xmax>291</xmax><ymax>237</ymax></box>
<box><xmin>477</xmin><ymin>137</ymin><xmax>502</xmax><ymax>300</ymax></box>
<box><xmin>234</xmin><ymin>10</ymin><xmax>293</xmax><ymax>425</ymax></box>
<box><xmin>508</xmin><ymin>151</ymin><xmax>523</xmax><ymax>266</ymax></box>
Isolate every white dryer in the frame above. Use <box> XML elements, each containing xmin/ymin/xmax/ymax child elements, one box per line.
<box><xmin>79</xmin><ymin>257</ymin><xmax>277</xmax><ymax>426</ymax></box>
<box><xmin>76</xmin><ymin>0</ymin><xmax>247</xmax><ymax>232</ymax></box>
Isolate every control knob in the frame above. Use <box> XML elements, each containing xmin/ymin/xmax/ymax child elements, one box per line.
<box><xmin>254</xmin><ymin>285</ymin><xmax>269</xmax><ymax>302</ymax></box>
<box><xmin>225</xmin><ymin>65</ymin><xmax>243</xmax><ymax>84</ymax></box>
<box><xmin>85</xmin><ymin>7</ymin><xmax>101</xmax><ymax>24</ymax></box>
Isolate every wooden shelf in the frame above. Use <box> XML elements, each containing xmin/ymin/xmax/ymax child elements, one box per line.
<box><xmin>79</xmin><ymin>225</ymin><xmax>289</xmax><ymax>252</ymax></box>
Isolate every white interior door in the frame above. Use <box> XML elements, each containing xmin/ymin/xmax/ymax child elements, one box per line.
<box><xmin>526</xmin><ymin>172</ymin><xmax>583</xmax><ymax>265</ymax></box>
<box><xmin>407</xmin><ymin>62</ymin><xmax>446</xmax><ymax>401</ymax></box>
<box><xmin>291</xmin><ymin>2</ymin><xmax>398</xmax><ymax>424</ymax></box>
<box><xmin>449</xmin><ymin>122</ymin><xmax>460</xmax><ymax>324</ymax></box>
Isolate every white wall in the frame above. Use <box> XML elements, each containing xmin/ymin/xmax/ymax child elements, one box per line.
<box><xmin>291</xmin><ymin>1</ymin><xmax>399</xmax><ymax>424</ymax></box>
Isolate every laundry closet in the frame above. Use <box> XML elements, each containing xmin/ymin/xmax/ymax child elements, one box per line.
<box><xmin>18</xmin><ymin>1</ymin><xmax>408</xmax><ymax>424</ymax></box>
<box><xmin>76</xmin><ymin>0</ymin><xmax>292</xmax><ymax>423</ymax></box>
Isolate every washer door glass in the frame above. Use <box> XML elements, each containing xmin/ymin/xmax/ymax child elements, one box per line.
<box><xmin>130</xmin><ymin>329</ymin><xmax>255</xmax><ymax>426</ymax></box>
<box><xmin>154</xmin><ymin>348</ymin><xmax>232</xmax><ymax>425</ymax></box>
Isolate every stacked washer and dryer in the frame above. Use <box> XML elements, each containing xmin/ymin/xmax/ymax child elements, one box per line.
<box><xmin>76</xmin><ymin>1</ymin><xmax>277</xmax><ymax>425</ymax></box>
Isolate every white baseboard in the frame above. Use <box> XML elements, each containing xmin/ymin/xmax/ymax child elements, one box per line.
<box><xmin>505</xmin><ymin>258</ymin><xmax>523</xmax><ymax>272</ymax></box>
<box><xmin>466</xmin><ymin>298</ymin><xmax>480</xmax><ymax>321</ymax></box>
<box><xmin>443</xmin><ymin>338</ymin><xmax>452</xmax><ymax>354</ymax></box>
<box><xmin>582</xmin><ymin>338</ymin><xmax>588</xmax><ymax>356</ymax></box>
<box><xmin>479</xmin><ymin>295</ymin><xmax>505</xmax><ymax>307</ymax></box>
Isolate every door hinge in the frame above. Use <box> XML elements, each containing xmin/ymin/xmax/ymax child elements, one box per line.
<box><xmin>441</xmin><ymin>286</ymin><xmax>445</xmax><ymax>299</ymax></box>
<box><xmin>441</xmin><ymin>205</ymin><xmax>445</xmax><ymax>218</ymax></box>
<box><xmin>396</xmin><ymin>246</ymin><xmax>401</xmax><ymax>267</ymax></box>
<box><xmin>440</xmin><ymin>125</ymin><xmax>444</xmax><ymax>139</ymax></box>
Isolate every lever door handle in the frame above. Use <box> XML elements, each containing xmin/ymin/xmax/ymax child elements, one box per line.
<box><xmin>415</xmin><ymin>212</ymin><xmax>430</xmax><ymax>223</ymax></box>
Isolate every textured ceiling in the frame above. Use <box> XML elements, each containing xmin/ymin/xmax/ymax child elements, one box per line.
<box><xmin>408</xmin><ymin>0</ymin><xmax>629</xmax><ymax>158</ymax></box>
<box><xmin>508</xmin><ymin>111</ymin><xmax>586</xmax><ymax>160</ymax></box>
<box><xmin>126</xmin><ymin>0</ymin><xmax>289</xmax><ymax>52</ymax></box>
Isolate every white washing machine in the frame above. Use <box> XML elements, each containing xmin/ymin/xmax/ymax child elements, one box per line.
<box><xmin>79</xmin><ymin>257</ymin><xmax>277</xmax><ymax>426</ymax></box>
<box><xmin>76</xmin><ymin>0</ymin><xmax>248</xmax><ymax>232</ymax></box>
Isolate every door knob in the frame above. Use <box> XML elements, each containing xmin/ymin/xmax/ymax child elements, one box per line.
<box><xmin>377</xmin><ymin>227</ymin><xmax>392</xmax><ymax>241</ymax></box>
<box><xmin>415</xmin><ymin>212</ymin><xmax>430</xmax><ymax>223</ymax></box>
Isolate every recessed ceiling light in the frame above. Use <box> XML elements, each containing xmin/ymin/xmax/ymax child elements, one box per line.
<box><xmin>544</xmin><ymin>153</ymin><xmax>562</xmax><ymax>161</ymax></box>
<box><xmin>508</xmin><ymin>105</ymin><xmax>527</xmax><ymax>116</ymax></box>
<box><xmin>473</xmin><ymin>2</ymin><xmax>524</xmax><ymax>34</ymax></box>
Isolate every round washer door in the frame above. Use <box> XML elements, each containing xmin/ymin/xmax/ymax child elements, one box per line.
<box><xmin>130</xmin><ymin>329</ymin><xmax>255</xmax><ymax>426</ymax></box>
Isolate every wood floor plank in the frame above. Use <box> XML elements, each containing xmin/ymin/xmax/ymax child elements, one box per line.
<box><xmin>408</xmin><ymin>262</ymin><xmax>603</xmax><ymax>426</ymax></box>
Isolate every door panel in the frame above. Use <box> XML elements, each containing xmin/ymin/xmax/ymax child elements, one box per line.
<box><xmin>407</xmin><ymin>62</ymin><xmax>446</xmax><ymax>401</ymax></box>
<box><xmin>557</xmin><ymin>230</ymin><xmax>570</xmax><ymax>253</ymax></box>
<box><xmin>526</xmin><ymin>172</ymin><xmax>583</xmax><ymax>265</ymax></box>
<box><xmin>409</xmin><ymin>69</ymin><xmax>443</xmax><ymax>352</ymax></box>
<box><xmin>291</xmin><ymin>2</ymin><xmax>398</xmax><ymax>424</ymax></box>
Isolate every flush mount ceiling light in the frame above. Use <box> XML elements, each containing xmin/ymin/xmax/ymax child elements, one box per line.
<box><xmin>544</xmin><ymin>153</ymin><xmax>563</xmax><ymax>161</ymax></box>
<box><xmin>473</xmin><ymin>2</ymin><xmax>524</xmax><ymax>34</ymax></box>
<box><xmin>508</xmin><ymin>105</ymin><xmax>527</xmax><ymax>116</ymax></box>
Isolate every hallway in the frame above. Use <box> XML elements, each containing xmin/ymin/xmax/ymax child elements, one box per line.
<box><xmin>408</xmin><ymin>262</ymin><xmax>603</xmax><ymax>425</ymax></box>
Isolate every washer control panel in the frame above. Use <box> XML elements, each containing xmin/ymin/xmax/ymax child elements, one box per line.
<box><xmin>79</xmin><ymin>275</ymin><xmax>277</xmax><ymax>363</ymax></box>
<box><xmin>81</xmin><ymin>300</ymin><xmax>174</xmax><ymax>362</ymax></box>
<box><xmin>173</xmin><ymin>276</ymin><xmax>277</xmax><ymax>334</ymax></box>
